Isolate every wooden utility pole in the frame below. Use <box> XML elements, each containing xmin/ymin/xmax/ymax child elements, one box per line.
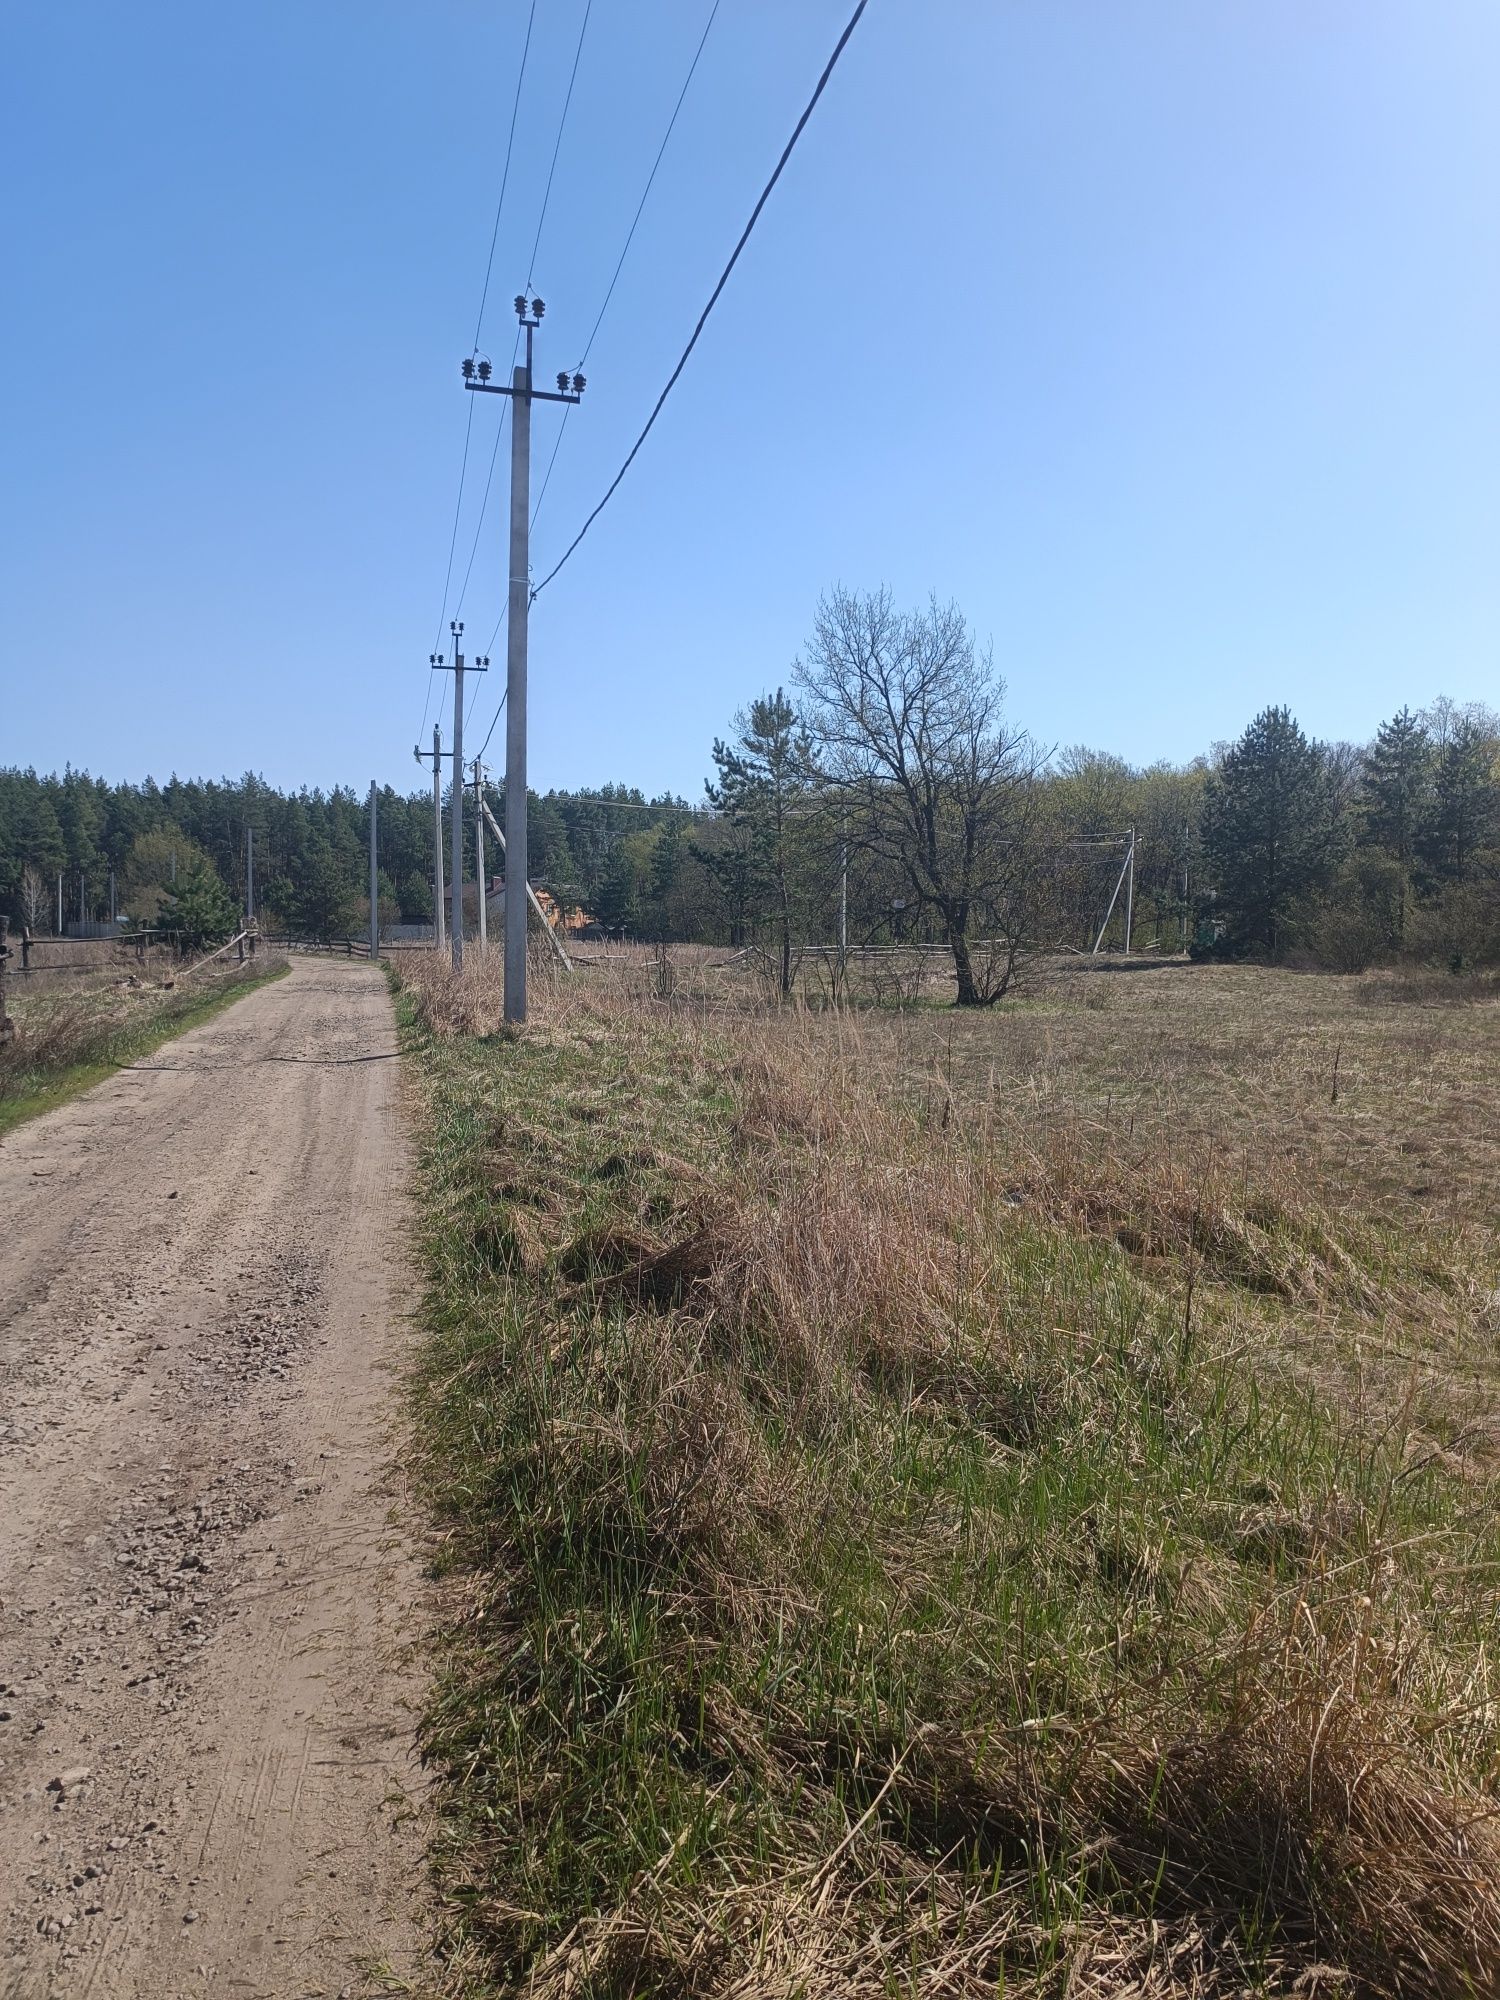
<box><xmin>462</xmin><ymin>292</ymin><xmax>584</xmax><ymax>1023</ymax></box>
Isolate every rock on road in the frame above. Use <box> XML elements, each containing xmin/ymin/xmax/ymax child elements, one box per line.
<box><xmin>0</xmin><ymin>960</ymin><xmax>429</xmax><ymax>2000</ymax></box>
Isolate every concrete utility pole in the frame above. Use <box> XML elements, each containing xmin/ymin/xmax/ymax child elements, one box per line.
<box><xmin>368</xmin><ymin>780</ymin><xmax>379</xmax><ymax>961</ymax></box>
<box><xmin>449</xmin><ymin>627</ymin><xmax>465</xmax><ymax>970</ymax></box>
<box><xmin>473</xmin><ymin>760</ymin><xmax>487</xmax><ymax>956</ymax></box>
<box><xmin>246</xmin><ymin>826</ymin><xmax>255</xmax><ymax>928</ymax></box>
<box><xmin>431</xmin><ymin>625</ymin><xmax>488</xmax><ymax>972</ymax></box>
<box><xmin>1123</xmin><ymin>826</ymin><xmax>1135</xmax><ymax>956</ymax></box>
<box><xmin>413</xmin><ymin>725</ymin><xmax>446</xmax><ymax>949</ymax></box>
<box><xmin>462</xmin><ymin>292</ymin><xmax>585</xmax><ymax>1024</ymax></box>
<box><xmin>477</xmin><ymin>795</ymin><xmax>574</xmax><ymax>971</ymax></box>
<box><xmin>1091</xmin><ymin>833</ymin><xmax>1135</xmax><ymax>957</ymax></box>
<box><xmin>56</xmin><ymin>872</ymin><xmax>62</xmax><ymax>936</ymax></box>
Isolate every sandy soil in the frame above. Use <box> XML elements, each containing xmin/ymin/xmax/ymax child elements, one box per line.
<box><xmin>0</xmin><ymin>960</ymin><xmax>431</xmax><ymax>2000</ymax></box>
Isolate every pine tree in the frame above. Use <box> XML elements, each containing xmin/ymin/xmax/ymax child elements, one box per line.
<box><xmin>1419</xmin><ymin>715</ymin><xmax>1499</xmax><ymax>884</ymax></box>
<box><xmin>1362</xmin><ymin>708</ymin><xmax>1432</xmax><ymax>865</ymax></box>
<box><xmin>1359</xmin><ymin>707</ymin><xmax>1432</xmax><ymax>944</ymax></box>
<box><xmin>165</xmin><ymin>862</ymin><xmax>239</xmax><ymax>950</ymax></box>
<box><xmin>699</xmin><ymin>690</ymin><xmax>811</xmax><ymax>997</ymax></box>
<box><xmin>1202</xmin><ymin>707</ymin><xmax>1339</xmax><ymax>959</ymax></box>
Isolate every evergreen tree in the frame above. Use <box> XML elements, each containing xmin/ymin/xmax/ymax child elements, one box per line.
<box><xmin>165</xmin><ymin>861</ymin><xmax>239</xmax><ymax>949</ymax></box>
<box><xmin>699</xmin><ymin>689</ymin><xmax>811</xmax><ymax>997</ymax></box>
<box><xmin>1361</xmin><ymin>708</ymin><xmax>1432</xmax><ymax>866</ymax></box>
<box><xmin>1201</xmin><ymin>707</ymin><xmax>1339</xmax><ymax>959</ymax></box>
<box><xmin>1419</xmin><ymin>715</ymin><xmax>1498</xmax><ymax>884</ymax></box>
<box><xmin>1359</xmin><ymin>707</ymin><xmax>1432</xmax><ymax>944</ymax></box>
<box><xmin>290</xmin><ymin>839</ymin><xmax>359</xmax><ymax>941</ymax></box>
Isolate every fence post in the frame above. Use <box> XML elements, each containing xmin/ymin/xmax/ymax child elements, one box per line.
<box><xmin>0</xmin><ymin>917</ymin><xmax>14</xmax><ymax>1044</ymax></box>
<box><xmin>20</xmin><ymin>929</ymin><xmax>32</xmax><ymax>973</ymax></box>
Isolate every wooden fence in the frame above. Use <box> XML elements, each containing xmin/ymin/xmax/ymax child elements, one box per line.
<box><xmin>258</xmin><ymin>935</ymin><xmax>373</xmax><ymax>960</ymax></box>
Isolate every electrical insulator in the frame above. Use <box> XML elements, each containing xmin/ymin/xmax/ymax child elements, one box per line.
<box><xmin>556</xmin><ymin>372</ymin><xmax>570</xmax><ymax>393</ymax></box>
<box><xmin>461</xmin><ymin>358</ymin><xmax>474</xmax><ymax>379</ymax></box>
<box><xmin>476</xmin><ymin>359</ymin><xmax>492</xmax><ymax>382</ymax></box>
<box><xmin>513</xmin><ymin>294</ymin><xmax>528</xmax><ymax>318</ymax></box>
<box><xmin>571</xmin><ymin>373</ymin><xmax>586</xmax><ymax>395</ymax></box>
<box><xmin>531</xmin><ymin>297</ymin><xmax>545</xmax><ymax>319</ymax></box>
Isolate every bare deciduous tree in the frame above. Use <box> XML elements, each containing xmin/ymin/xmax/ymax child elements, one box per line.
<box><xmin>795</xmin><ymin>587</ymin><xmax>1043</xmax><ymax>1005</ymax></box>
<box><xmin>19</xmin><ymin>864</ymin><xmax>47</xmax><ymax>934</ymax></box>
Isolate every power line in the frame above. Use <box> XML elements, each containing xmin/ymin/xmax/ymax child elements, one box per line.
<box><xmin>532</xmin><ymin>0</ymin><xmax>724</xmax><ymax>536</ymax></box>
<box><xmin>579</xmin><ymin>0</ymin><xmax>723</xmax><ymax>373</ymax></box>
<box><xmin>473</xmin><ymin>0</ymin><xmax>539</xmax><ymax>353</ymax></box>
<box><xmin>476</xmin><ymin>686</ymin><xmax>508</xmax><ymax>764</ymax></box>
<box><xmin>467</xmin><ymin>0</ymin><xmax>721</xmax><ymax>793</ymax></box>
<box><xmin>455</xmin><ymin>0</ymin><xmax>598</xmax><ymax>679</ymax></box>
<box><xmin>419</xmin><ymin>393</ymin><xmax>477</xmax><ymax>737</ymax></box>
<box><xmin>526</xmin><ymin>0</ymin><xmax>594</xmax><ymax>286</ymax></box>
<box><xmin>530</xmin><ymin>0</ymin><xmax>870</xmax><ymax>604</ymax></box>
<box><xmin>420</xmin><ymin>5</ymin><xmax>539</xmax><ymax>738</ymax></box>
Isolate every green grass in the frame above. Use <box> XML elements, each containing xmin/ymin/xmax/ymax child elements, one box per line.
<box><xmin>0</xmin><ymin>958</ymin><xmax>289</xmax><ymax>1138</ymax></box>
<box><xmin>398</xmin><ymin>961</ymin><xmax>1500</xmax><ymax>2000</ymax></box>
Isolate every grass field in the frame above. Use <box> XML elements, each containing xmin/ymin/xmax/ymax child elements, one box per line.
<box><xmin>399</xmin><ymin>948</ymin><xmax>1500</xmax><ymax>1998</ymax></box>
<box><xmin>0</xmin><ymin>950</ymin><xmax>288</xmax><ymax>1135</ymax></box>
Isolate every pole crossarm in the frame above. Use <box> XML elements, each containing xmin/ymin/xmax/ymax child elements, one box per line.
<box><xmin>465</xmin><ymin>381</ymin><xmax>580</xmax><ymax>407</ymax></box>
<box><xmin>447</xmin><ymin>292</ymin><xmax>584</xmax><ymax>1019</ymax></box>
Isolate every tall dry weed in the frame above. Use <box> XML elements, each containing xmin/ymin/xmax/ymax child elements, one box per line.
<box><xmin>403</xmin><ymin>950</ymin><xmax>1500</xmax><ymax>1999</ymax></box>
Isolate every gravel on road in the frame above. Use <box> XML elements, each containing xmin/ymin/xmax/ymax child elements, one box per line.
<box><xmin>0</xmin><ymin>959</ymin><xmax>429</xmax><ymax>2000</ymax></box>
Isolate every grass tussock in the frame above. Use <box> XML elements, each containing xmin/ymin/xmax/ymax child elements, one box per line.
<box><xmin>400</xmin><ymin>951</ymin><xmax>1500</xmax><ymax>1999</ymax></box>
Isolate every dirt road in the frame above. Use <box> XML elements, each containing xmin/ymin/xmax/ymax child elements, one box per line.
<box><xmin>0</xmin><ymin>961</ymin><xmax>429</xmax><ymax>2000</ymax></box>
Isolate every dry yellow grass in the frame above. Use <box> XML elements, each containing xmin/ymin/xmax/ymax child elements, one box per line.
<box><xmin>401</xmin><ymin>947</ymin><xmax>1500</xmax><ymax>1999</ymax></box>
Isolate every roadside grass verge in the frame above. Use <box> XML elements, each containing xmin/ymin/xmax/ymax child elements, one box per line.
<box><xmin>0</xmin><ymin>956</ymin><xmax>289</xmax><ymax>1137</ymax></box>
<box><xmin>400</xmin><ymin>955</ymin><xmax>1500</xmax><ymax>1999</ymax></box>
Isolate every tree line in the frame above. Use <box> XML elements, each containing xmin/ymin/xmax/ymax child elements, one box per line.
<box><xmin>2</xmin><ymin>588</ymin><xmax>1496</xmax><ymax>989</ymax></box>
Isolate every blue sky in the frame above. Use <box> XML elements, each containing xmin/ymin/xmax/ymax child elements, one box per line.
<box><xmin>3</xmin><ymin>1</ymin><xmax>1497</xmax><ymax>798</ymax></box>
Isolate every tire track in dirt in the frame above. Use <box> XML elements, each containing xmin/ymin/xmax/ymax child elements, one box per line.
<box><xmin>0</xmin><ymin>960</ymin><xmax>430</xmax><ymax>2000</ymax></box>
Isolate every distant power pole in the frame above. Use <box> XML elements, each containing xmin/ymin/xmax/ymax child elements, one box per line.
<box><xmin>1123</xmin><ymin>825</ymin><xmax>1135</xmax><ymax>956</ymax></box>
<box><xmin>368</xmin><ymin>780</ymin><xmax>379</xmax><ymax>961</ymax></box>
<box><xmin>432</xmin><ymin>622</ymin><xmax>488</xmax><ymax>972</ymax></box>
<box><xmin>414</xmin><ymin>724</ymin><xmax>447</xmax><ymax>949</ymax></box>
<box><xmin>473</xmin><ymin>759</ymin><xmax>487</xmax><ymax>956</ymax></box>
<box><xmin>462</xmin><ymin>292</ymin><xmax>585</xmax><ymax>1024</ymax></box>
<box><xmin>56</xmin><ymin>872</ymin><xmax>62</xmax><ymax>936</ymax></box>
<box><xmin>246</xmin><ymin>826</ymin><xmax>255</xmax><ymax>927</ymax></box>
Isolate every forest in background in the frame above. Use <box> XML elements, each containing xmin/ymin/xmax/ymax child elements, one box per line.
<box><xmin>3</xmin><ymin>592</ymin><xmax>1496</xmax><ymax>982</ymax></box>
